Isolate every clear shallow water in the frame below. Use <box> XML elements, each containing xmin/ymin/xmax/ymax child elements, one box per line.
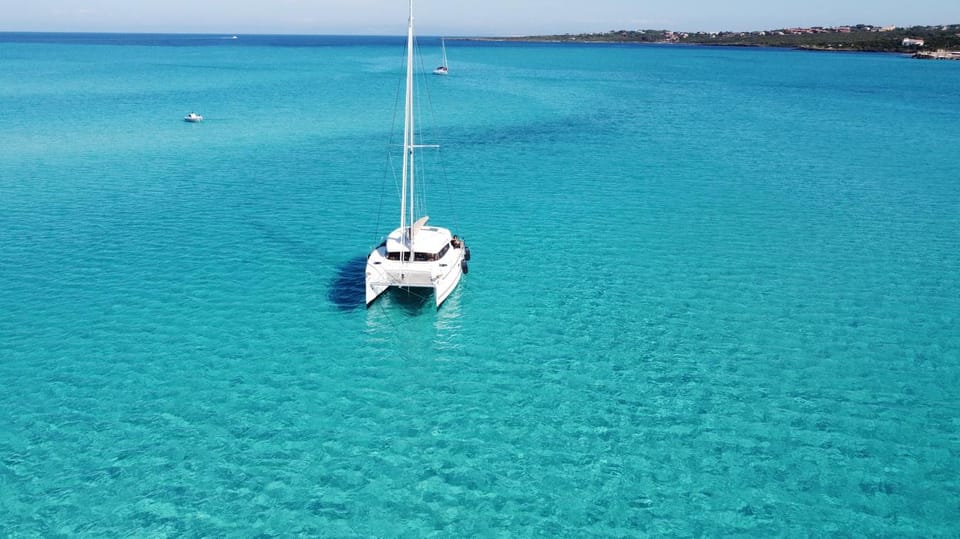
<box><xmin>1</xmin><ymin>34</ymin><xmax>958</xmax><ymax>536</ymax></box>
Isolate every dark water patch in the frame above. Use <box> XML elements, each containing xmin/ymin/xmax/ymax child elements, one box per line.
<box><xmin>328</xmin><ymin>255</ymin><xmax>367</xmax><ymax>311</ymax></box>
<box><xmin>859</xmin><ymin>480</ymin><xmax>898</xmax><ymax>495</ymax></box>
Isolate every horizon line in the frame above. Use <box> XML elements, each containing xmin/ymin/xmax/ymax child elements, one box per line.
<box><xmin>1</xmin><ymin>21</ymin><xmax>957</xmax><ymax>38</ymax></box>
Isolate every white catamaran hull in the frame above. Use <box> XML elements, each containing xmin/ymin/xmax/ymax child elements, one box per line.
<box><xmin>365</xmin><ymin>226</ymin><xmax>466</xmax><ymax>308</ymax></box>
<box><xmin>363</xmin><ymin>2</ymin><xmax>468</xmax><ymax>310</ymax></box>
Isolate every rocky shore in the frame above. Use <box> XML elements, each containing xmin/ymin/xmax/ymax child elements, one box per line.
<box><xmin>913</xmin><ymin>49</ymin><xmax>960</xmax><ymax>60</ymax></box>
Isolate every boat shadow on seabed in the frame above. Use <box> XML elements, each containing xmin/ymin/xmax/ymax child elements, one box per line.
<box><xmin>328</xmin><ymin>255</ymin><xmax>368</xmax><ymax>311</ymax></box>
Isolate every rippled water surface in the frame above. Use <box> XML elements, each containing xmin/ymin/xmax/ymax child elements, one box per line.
<box><xmin>1</xmin><ymin>34</ymin><xmax>958</xmax><ymax>535</ymax></box>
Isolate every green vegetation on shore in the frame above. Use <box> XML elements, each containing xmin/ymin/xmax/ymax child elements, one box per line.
<box><xmin>497</xmin><ymin>24</ymin><xmax>960</xmax><ymax>53</ymax></box>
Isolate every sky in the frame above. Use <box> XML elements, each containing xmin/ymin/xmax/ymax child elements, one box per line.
<box><xmin>0</xmin><ymin>0</ymin><xmax>958</xmax><ymax>35</ymax></box>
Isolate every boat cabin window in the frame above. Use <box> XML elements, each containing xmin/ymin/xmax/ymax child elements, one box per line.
<box><xmin>386</xmin><ymin>249</ymin><xmax>445</xmax><ymax>262</ymax></box>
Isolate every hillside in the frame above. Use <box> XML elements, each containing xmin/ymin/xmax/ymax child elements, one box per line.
<box><xmin>500</xmin><ymin>24</ymin><xmax>960</xmax><ymax>53</ymax></box>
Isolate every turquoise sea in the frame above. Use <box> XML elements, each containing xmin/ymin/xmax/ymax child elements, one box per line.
<box><xmin>1</xmin><ymin>33</ymin><xmax>958</xmax><ymax>536</ymax></box>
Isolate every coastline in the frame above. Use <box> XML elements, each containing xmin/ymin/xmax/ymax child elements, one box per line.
<box><xmin>464</xmin><ymin>24</ymin><xmax>960</xmax><ymax>59</ymax></box>
<box><xmin>459</xmin><ymin>37</ymin><xmax>921</xmax><ymax>56</ymax></box>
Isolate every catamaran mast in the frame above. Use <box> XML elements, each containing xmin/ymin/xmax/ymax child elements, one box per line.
<box><xmin>400</xmin><ymin>0</ymin><xmax>416</xmax><ymax>259</ymax></box>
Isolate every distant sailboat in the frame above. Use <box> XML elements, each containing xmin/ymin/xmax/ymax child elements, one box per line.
<box><xmin>433</xmin><ymin>37</ymin><xmax>449</xmax><ymax>75</ymax></box>
<box><xmin>365</xmin><ymin>3</ymin><xmax>469</xmax><ymax>308</ymax></box>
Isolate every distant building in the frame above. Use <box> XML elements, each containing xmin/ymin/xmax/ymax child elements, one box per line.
<box><xmin>902</xmin><ymin>38</ymin><xmax>926</xmax><ymax>47</ymax></box>
<box><xmin>880</xmin><ymin>26</ymin><xmax>897</xmax><ymax>32</ymax></box>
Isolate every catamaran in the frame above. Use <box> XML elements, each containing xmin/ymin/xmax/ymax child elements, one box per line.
<box><xmin>364</xmin><ymin>1</ymin><xmax>469</xmax><ymax>308</ymax></box>
<box><xmin>433</xmin><ymin>37</ymin><xmax>449</xmax><ymax>75</ymax></box>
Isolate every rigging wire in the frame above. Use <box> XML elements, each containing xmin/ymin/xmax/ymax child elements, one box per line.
<box><xmin>365</xmin><ymin>36</ymin><xmax>462</xmax><ymax>323</ymax></box>
<box><xmin>372</xmin><ymin>43</ymin><xmax>411</xmax><ymax>249</ymax></box>
<box><xmin>365</xmin><ymin>37</ymin><xmax>436</xmax><ymax>335</ymax></box>
<box><xmin>416</xmin><ymin>36</ymin><xmax>462</xmax><ymax>235</ymax></box>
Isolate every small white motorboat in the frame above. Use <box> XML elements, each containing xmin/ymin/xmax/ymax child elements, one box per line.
<box><xmin>184</xmin><ymin>112</ymin><xmax>203</xmax><ymax>122</ymax></box>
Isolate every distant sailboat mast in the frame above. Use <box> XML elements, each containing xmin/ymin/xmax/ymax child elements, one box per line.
<box><xmin>440</xmin><ymin>37</ymin><xmax>448</xmax><ymax>69</ymax></box>
<box><xmin>434</xmin><ymin>37</ymin><xmax>449</xmax><ymax>75</ymax></box>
